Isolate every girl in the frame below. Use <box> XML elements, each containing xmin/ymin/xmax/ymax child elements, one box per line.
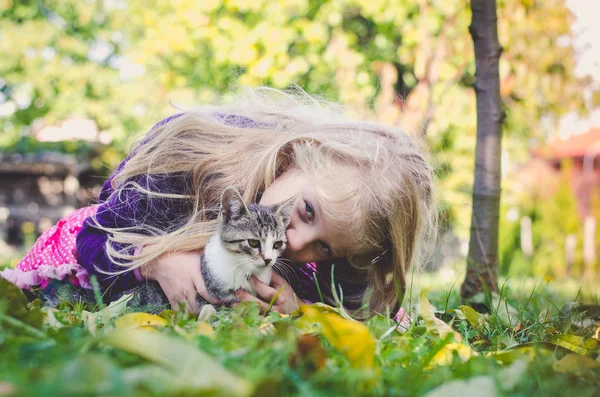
<box><xmin>1</xmin><ymin>88</ymin><xmax>435</xmax><ymax>319</ymax></box>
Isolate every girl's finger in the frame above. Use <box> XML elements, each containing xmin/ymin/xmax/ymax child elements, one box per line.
<box><xmin>270</xmin><ymin>273</ymin><xmax>288</xmax><ymax>288</ymax></box>
<box><xmin>249</xmin><ymin>276</ymin><xmax>278</xmax><ymax>301</ymax></box>
<box><xmin>236</xmin><ymin>289</ymin><xmax>270</xmax><ymax>312</ymax></box>
<box><xmin>186</xmin><ymin>292</ymin><xmax>198</xmax><ymax>313</ymax></box>
<box><xmin>193</xmin><ymin>274</ymin><xmax>221</xmax><ymax>305</ymax></box>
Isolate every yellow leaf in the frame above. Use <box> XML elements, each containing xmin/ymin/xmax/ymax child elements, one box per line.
<box><xmin>553</xmin><ymin>353</ymin><xmax>600</xmax><ymax>376</ymax></box>
<box><xmin>459</xmin><ymin>305</ymin><xmax>489</xmax><ymax>335</ymax></box>
<box><xmin>427</xmin><ymin>343</ymin><xmax>475</xmax><ymax>369</ymax></box>
<box><xmin>421</xmin><ymin>291</ymin><xmax>462</xmax><ymax>342</ymax></box>
<box><xmin>548</xmin><ymin>334</ymin><xmax>600</xmax><ymax>356</ymax></box>
<box><xmin>195</xmin><ymin>321</ymin><xmax>215</xmax><ymax>338</ymax></box>
<box><xmin>115</xmin><ymin>313</ymin><xmax>168</xmax><ymax>330</ymax></box>
<box><xmin>486</xmin><ymin>345</ymin><xmax>539</xmax><ymax>364</ymax></box>
<box><xmin>297</xmin><ymin>306</ymin><xmax>376</xmax><ymax>368</ymax></box>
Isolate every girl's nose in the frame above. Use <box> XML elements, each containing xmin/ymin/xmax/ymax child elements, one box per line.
<box><xmin>285</xmin><ymin>227</ymin><xmax>313</xmax><ymax>254</ymax></box>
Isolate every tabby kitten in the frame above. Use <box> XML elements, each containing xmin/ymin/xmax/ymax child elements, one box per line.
<box><xmin>48</xmin><ymin>187</ymin><xmax>294</xmax><ymax>313</ymax></box>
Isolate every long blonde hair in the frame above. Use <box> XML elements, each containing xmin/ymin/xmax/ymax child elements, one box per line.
<box><xmin>93</xmin><ymin>87</ymin><xmax>436</xmax><ymax>317</ymax></box>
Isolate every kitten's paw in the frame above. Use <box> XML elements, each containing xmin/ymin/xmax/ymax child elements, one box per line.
<box><xmin>198</xmin><ymin>304</ymin><xmax>217</xmax><ymax>322</ymax></box>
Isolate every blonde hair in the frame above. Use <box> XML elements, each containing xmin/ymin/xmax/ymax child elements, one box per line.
<box><xmin>94</xmin><ymin>87</ymin><xmax>436</xmax><ymax>318</ymax></box>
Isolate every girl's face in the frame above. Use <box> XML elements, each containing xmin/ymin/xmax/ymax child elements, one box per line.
<box><xmin>259</xmin><ymin>168</ymin><xmax>351</xmax><ymax>263</ymax></box>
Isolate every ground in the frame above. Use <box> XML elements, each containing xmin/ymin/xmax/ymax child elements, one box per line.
<box><xmin>0</xmin><ymin>274</ymin><xmax>598</xmax><ymax>397</ymax></box>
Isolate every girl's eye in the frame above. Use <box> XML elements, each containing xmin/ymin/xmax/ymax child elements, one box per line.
<box><xmin>304</xmin><ymin>201</ymin><xmax>314</xmax><ymax>221</ymax></box>
<box><xmin>248</xmin><ymin>239</ymin><xmax>261</xmax><ymax>249</ymax></box>
<box><xmin>320</xmin><ymin>241</ymin><xmax>331</xmax><ymax>255</ymax></box>
<box><xmin>273</xmin><ymin>241</ymin><xmax>283</xmax><ymax>249</ymax></box>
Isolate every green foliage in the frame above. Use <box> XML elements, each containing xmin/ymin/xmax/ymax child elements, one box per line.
<box><xmin>0</xmin><ymin>275</ymin><xmax>599</xmax><ymax>396</ymax></box>
<box><xmin>499</xmin><ymin>160</ymin><xmax>589</xmax><ymax>278</ymax></box>
<box><xmin>1</xmin><ymin>0</ymin><xmax>596</xmax><ymax>236</ymax></box>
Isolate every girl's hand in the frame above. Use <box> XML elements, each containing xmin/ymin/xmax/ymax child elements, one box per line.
<box><xmin>236</xmin><ymin>273</ymin><xmax>303</xmax><ymax>314</ymax></box>
<box><xmin>141</xmin><ymin>251</ymin><xmax>220</xmax><ymax>313</ymax></box>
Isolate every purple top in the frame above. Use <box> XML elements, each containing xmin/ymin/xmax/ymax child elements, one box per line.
<box><xmin>75</xmin><ymin>114</ymin><xmax>367</xmax><ymax>307</ymax></box>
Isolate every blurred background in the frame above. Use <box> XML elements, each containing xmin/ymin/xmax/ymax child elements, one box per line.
<box><xmin>1</xmin><ymin>0</ymin><xmax>599</xmax><ymax>290</ymax></box>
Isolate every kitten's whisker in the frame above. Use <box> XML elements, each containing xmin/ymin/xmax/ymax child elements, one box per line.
<box><xmin>273</xmin><ymin>261</ymin><xmax>299</xmax><ymax>284</ymax></box>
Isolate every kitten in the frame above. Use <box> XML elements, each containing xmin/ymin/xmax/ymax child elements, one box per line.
<box><xmin>46</xmin><ymin>187</ymin><xmax>294</xmax><ymax>314</ymax></box>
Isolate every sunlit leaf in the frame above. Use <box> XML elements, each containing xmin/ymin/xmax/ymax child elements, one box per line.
<box><xmin>114</xmin><ymin>313</ymin><xmax>168</xmax><ymax>330</ymax></box>
<box><xmin>486</xmin><ymin>344</ymin><xmax>541</xmax><ymax>364</ymax></box>
<box><xmin>194</xmin><ymin>321</ymin><xmax>215</xmax><ymax>338</ymax></box>
<box><xmin>296</xmin><ymin>306</ymin><xmax>376</xmax><ymax>368</ymax></box>
<box><xmin>427</xmin><ymin>342</ymin><xmax>475</xmax><ymax>368</ymax></box>
<box><xmin>459</xmin><ymin>305</ymin><xmax>489</xmax><ymax>336</ymax></box>
<box><xmin>421</xmin><ymin>291</ymin><xmax>461</xmax><ymax>341</ymax></box>
<box><xmin>292</xmin><ymin>302</ymin><xmax>354</xmax><ymax>321</ymax></box>
<box><xmin>548</xmin><ymin>334</ymin><xmax>600</xmax><ymax>356</ymax></box>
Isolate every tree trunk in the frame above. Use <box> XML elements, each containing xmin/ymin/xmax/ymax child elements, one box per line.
<box><xmin>460</xmin><ymin>0</ymin><xmax>505</xmax><ymax>299</ymax></box>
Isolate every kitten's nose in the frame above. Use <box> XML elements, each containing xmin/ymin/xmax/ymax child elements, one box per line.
<box><xmin>264</xmin><ymin>258</ymin><xmax>272</xmax><ymax>265</ymax></box>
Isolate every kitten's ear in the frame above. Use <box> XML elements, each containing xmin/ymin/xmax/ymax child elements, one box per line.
<box><xmin>221</xmin><ymin>186</ymin><xmax>248</xmax><ymax>223</ymax></box>
<box><xmin>273</xmin><ymin>195</ymin><xmax>297</xmax><ymax>226</ymax></box>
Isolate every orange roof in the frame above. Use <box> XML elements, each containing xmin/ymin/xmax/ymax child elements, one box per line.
<box><xmin>534</xmin><ymin>127</ymin><xmax>600</xmax><ymax>159</ymax></box>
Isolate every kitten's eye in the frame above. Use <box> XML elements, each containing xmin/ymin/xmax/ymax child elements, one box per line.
<box><xmin>273</xmin><ymin>241</ymin><xmax>283</xmax><ymax>249</ymax></box>
<box><xmin>304</xmin><ymin>201</ymin><xmax>314</xmax><ymax>221</ymax></box>
<box><xmin>247</xmin><ymin>239</ymin><xmax>261</xmax><ymax>249</ymax></box>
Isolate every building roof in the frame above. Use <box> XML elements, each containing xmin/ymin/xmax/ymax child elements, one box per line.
<box><xmin>534</xmin><ymin>127</ymin><xmax>600</xmax><ymax>159</ymax></box>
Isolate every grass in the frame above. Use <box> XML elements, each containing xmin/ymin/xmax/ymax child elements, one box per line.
<box><xmin>0</xmin><ymin>272</ymin><xmax>599</xmax><ymax>397</ymax></box>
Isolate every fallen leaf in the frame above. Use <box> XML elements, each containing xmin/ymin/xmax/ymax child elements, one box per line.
<box><xmin>292</xmin><ymin>302</ymin><xmax>354</xmax><ymax>320</ymax></box>
<box><xmin>553</xmin><ymin>353</ymin><xmax>600</xmax><ymax>376</ymax></box>
<box><xmin>548</xmin><ymin>334</ymin><xmax>600</xmax><ymax>356</ymax></box>
<box><xmin>194</xmin><ymin>321</ymin><xmax>215</xmax><ymax>338</ymax></box>
<box><xmin>421</xmin><ymin>291</ymin><xmax>461</xmax><ymax>342</ymax></box>
<box><xmin>296</xmin><ymin>306</ymin><xmax>376</xmax><ymax>368</ymax></box>
<box><xmin>513</xmin><ymin>323</ymin><xmax>524</xmax><ymax>333</ymax></box>
<box><xmin>459</xmin><ymin>305</ymin><xmax>490</xmax><ymax>336</ymax></box>
<box><xmin>115</xmin><ymin>313</ymin><xmax>168</xmax><ymax>330</ymax></box>
<box><xmin>486</xmin><ymin>345</ymin><xmax>540</xmax><ymax>364</ymax></box>
<box><xmin>427</xmin><ymin>342</ymin><xmax>475</xmax><ymax>368</ymax></box>
<box><xmin>289</xmin><ymin>334</ymin><xmax>327</xmax><ymax>374</ymax></box>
